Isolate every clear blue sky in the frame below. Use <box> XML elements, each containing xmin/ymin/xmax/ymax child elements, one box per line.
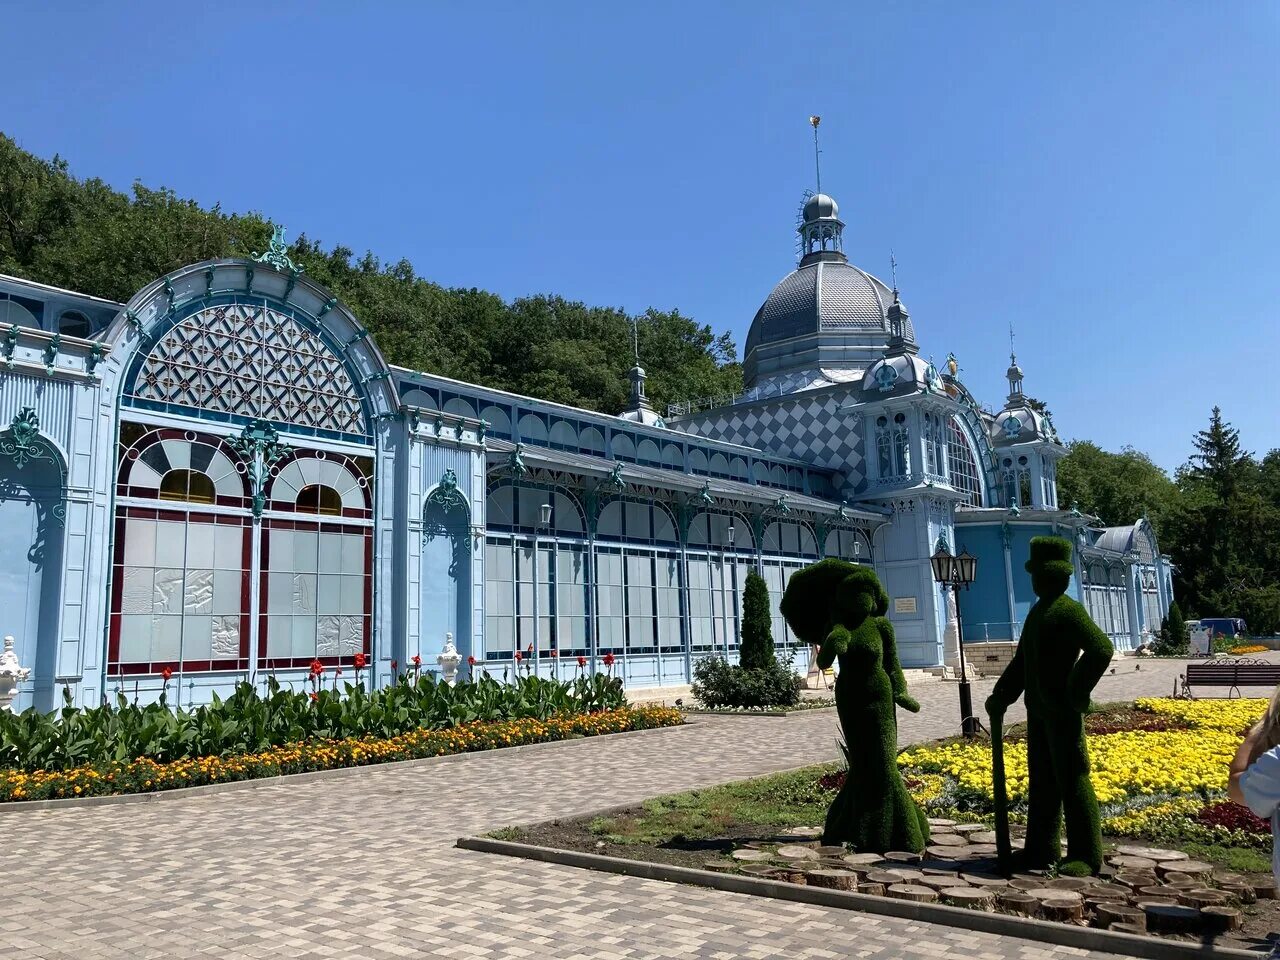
<box><xmin>3</xmin><ymin>3</ymin><xmax>1276</xmax><ymax>471</ymax></box>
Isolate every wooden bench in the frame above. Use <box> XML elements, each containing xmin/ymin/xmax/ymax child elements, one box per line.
<box><xmin>1179</xmin><ymin>658</ymin><xmax>1280</xmax><ymax>698</ymax></box>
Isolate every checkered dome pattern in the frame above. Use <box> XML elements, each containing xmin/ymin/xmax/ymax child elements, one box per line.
<box><xmin>130</xmin><ymin>302</ymin><xmax>366</xmax><ymax>435</ymax></box>
<box><xmin>677</xmin><ymin>389</ymin><xmax>864</xmax><ymax>487</ymax></box>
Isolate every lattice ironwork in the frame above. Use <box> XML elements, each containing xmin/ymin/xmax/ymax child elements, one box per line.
<box><xmin>128</xmin><ymin>302</ymin><xmax>366</xmax><ymax>435</ymax></box>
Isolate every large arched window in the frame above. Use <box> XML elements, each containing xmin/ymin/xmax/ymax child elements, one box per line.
<box><xmin>947</xmin><ymin>418</ymin><xmax>983</xmax><ymax>507</ymax></box>
<box><xmin>296</xmin><ymin>484</ymin><xmax>343</xmax><ymax>516</ymax></box>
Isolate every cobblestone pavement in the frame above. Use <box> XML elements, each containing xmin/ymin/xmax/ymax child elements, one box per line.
<box><xmin>0</xmin><ymin>657</ymin><xmax>1247</xmax><ymax>960</ymax></box>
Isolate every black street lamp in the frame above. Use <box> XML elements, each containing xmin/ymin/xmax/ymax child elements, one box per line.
<box><xmin>931</xmin><ymin>541</ymin><xmax>980</xmax><ymax>737</ymax></box>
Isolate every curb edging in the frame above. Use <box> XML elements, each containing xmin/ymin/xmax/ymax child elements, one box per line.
<box><xmin>456</xmin><ymin>836</ymin><xmax>1259</xmax><ymax>960</ymax></box>
<box><xmin>0</xmin><ymin>719</ymin><xmax>693</xmax><ymax>815</ymax></box>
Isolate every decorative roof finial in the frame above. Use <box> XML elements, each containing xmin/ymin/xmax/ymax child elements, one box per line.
<box><xmin>253</xmin><ymin>225</ymin><xmax>301</xmax><ymax>274</ymax></box>
<box><xmin>809</xmin><ymin>115</ymin><xmax>822</xmax><ymax>196</ymax></box>
<box><xmin>631</xmin><ymin>315</ymin><xmax>640</xmax><ymax>367</ymax></box>
<box><xmin>1009</xmin><ymin>321</ymin><xmax>1017</xmax><ymax>366</ymax></box>
<box><xmin>890</xmin><ymin>251</ymin><xmax>899</xmax><ymax>299</ymax></box>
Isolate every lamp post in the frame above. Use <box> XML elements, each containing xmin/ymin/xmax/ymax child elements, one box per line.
<box><xmin>931</xmin><ymin>542</ymin><xmax>980</xmax><ymax>737</ymax></box>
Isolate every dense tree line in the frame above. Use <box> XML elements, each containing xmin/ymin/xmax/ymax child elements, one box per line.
<box><xmin>1058</xmin><ymin>408</ymin><xmax>1280</xmax><ymax>635</ymax></box>
<box><xmin>3</xmin><ymin>136</ymin><xmax>1273</xmax><ymax>631</ymax></box>
<box><xmin>0</xmin><ymin>134</ymin><xmax>741</xmax><ymax>414</ymax></box>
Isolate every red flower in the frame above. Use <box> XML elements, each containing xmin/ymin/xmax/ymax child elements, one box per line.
<box><xmin>549</xmin><ymin>648</ymin><xmax>558</xmax><ymax>658</ymax></box>
<box><xmin>577</xmin><ymin>655</ymin><xmax>587</xmax><ymax>668</ymax></box>
<box><xmin>354</xmin><ymin>652</ymin><xmax>367</xmax><ymax>669</ymax></box>
<box><xmin>514</xmin><ymin>650</ymin><xmax>523</xmax><ymax>663</ymax></box>
<box><xmin>412</xmin><ymin>654</ymin><xmax>422</xmax><ymax>667</ymax></box>
<box><xmin>335</xmin><ymin>667</ymin><xmax>342</xmax><ymax>677</ymax></box>
<box><xmin>310</xmin><ymin>659</ymin><xmax>324</xmax><ymax>677</ymax></box>
<box><xmin>309</xmin><ymin>691</ymin><xmax>319</xmax><ymax>702</ymax></box>
<box><xmin>161</xmin><ymin>667</ymin><xmax>173</xmax><ymax>682</ymax></box>
<box><xmin>467</xmin><ymin>655</ymin><xmax>477</xmax><ymax>666</ymax></box>
<box><xmin>391</xmin><ymin>659</ymin><xmax>398</xmax><ymax>672</ymax></box>
<box><xmin>603</xmin><ymin>652</ymin><xmax>615</xmax><ymax>668</ymax></box>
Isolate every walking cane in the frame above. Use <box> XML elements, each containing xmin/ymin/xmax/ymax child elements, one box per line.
<box><xmin>990</xmin><ymin>709</ymin><xmax>1012</xmax><ymax>874</ymax></box>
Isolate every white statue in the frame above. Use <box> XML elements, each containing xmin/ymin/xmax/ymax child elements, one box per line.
<box><xmin>0</xmin><ymin>635</ymin><xmax>31</xmax><ymax>713</ymax></box>
<box><xmin>437</xmin><ymin>632</ymin><xmax>462</xmax><ymax>686</ymax></box>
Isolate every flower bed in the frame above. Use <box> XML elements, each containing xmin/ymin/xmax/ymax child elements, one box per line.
<box><xmin>896</xmin><ymin>697</ymin><xmax>1269</xmax><ymax>848</ymax></box>
<box><xmin>1230</xmin><ymin>644</ymin><xmax>1270</xmax><ymax>655</ymax></box>
<box><xmin>0</xmin><ymin>705</ymin><xmax>683</xmax><ymax>803</ymax></box>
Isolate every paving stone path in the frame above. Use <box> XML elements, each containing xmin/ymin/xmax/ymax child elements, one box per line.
<box><xmin>0</xmin><ymin>657</ymin><xmax>1247</xmax><ymax>960</ymax></box>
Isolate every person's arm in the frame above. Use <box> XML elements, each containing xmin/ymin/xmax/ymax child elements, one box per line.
<box><xmin>1238</xmin><ymin>744</ymin><xmax>1280</xmax><ymax>819</ymax></box>
<box><xmin>1066</xmin><ymin>610</ymin><xmax>1114</xmax><ymax>712</ymax></box>
<box><xmin>986</xmin><ymin>637</ymin><xmax>1025</xmax><ymax>716</ymax></box>
<box><xmin>1229</xmin><ymin>729</ymin><xmax>1263</xmax><ymax>805</ymax></box>
<box><xmin>816</xmin><ymin>626</ymin><xmax>850</xmax><ymax>671</ymax></box>
<box><xmin>879</xmin><ymin>617</ymin><xmax>919</xmax><ymax>712</ymax></box>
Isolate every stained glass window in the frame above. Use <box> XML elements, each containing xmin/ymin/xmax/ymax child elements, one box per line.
<box><xmin>128</xmin><ymin>302</ymin><xmax>367</xmax><ymax>437</ymax></box>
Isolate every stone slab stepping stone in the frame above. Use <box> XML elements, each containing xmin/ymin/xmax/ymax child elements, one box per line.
<box><xmin>928</xmin><ymin>833</ymin><xmax>969</xmax><ymax>847</ymax></box>
<box><xmin>1040</xmin><ymin>896</ymin><xmax>1084</xmax><ymax>922</ymax></box>
<box><xmin>1116</xmin><ymin>845</ymin><xmax>1189</xmax><ymax>862</ymax></box>
<box><xmin>942</xmin><ymin>887</ymin><xmax>994</xmax><ymax>910</ymax></box>
<box><xmin>1093</xmin><ymin>902</ymin><xmax>1146</xmax><ymax>930</ymax></box>
<box><xmin>883</xmin><ymin>850</ymin><xmax>923</xmax><ymax>864</ymax></box>
<box><xmin>776</xmin><ymin>844</ymin><xmax>820</xmax><ymax>861</ymax></box>
<box><xmin>997</xmin><ymin>890</ymin><xmax>1039</xmax><ymax>916</ymax></box>
<box><xmin>841</xmin><ymin>853</ymin><xmax>884</xmax><ymax>867</ymax></box>
<box><xmin>783</xmin><ymin>826</ymin><xmax>823</xmax><ymax>838</ymax></box>
<box><xmin>1201</xmin><ymin>906</ymin><xmax>1243</xmax><ymax>932</ymax></box>
<box><xmin>1107</xmin><ymin>855</ymin><xmax>1157</xmax><ymax>871</ymax></box>
<box><xmin>805</xmin><ymin>869</ymin><xmax>857</xmax><ymax>890</ymax></box>
<box><xmin>1178</xmin><ymin>889</ymin><xmax>1230</xmax><ymax>908</ymax></box>
<box><xmin>964</xmin><ymin>844</ymin><xmax>998</xmax><ymax>856</ymax></box>
<box><xmin>771</xmin><ymin>866</ymin><xmax>810</xmax><ymax>884</ymax></box>
<box><xmin>732</xmin><ymin>849</ymin><xmax>773</xmax><ymax>862</ymax></box>
<box><xmin>968</xmin><ymin>831</ymin><xmax>998</xmax><ymax>845</ymax></box>
<box><xmin>1047</xmin><ymin>877</ymin><xmax>1091</xmax><ymax>891</ymax></box>
<box><xmin>927</xmin><ymin>817</ymin><xmax>957</xmax><ymax>827</ymax></box>
<box><xmin>865</xmin><ymin>870</ymin><xmax>904</xmax><ymax>887</ymax></box>
<box><xmin>1156</xmin><ymin>859</ymin><xmax>1212</xmax><ymax>880</ymax></box>
<box><xmin>1143</xmin><ymin>902</ymin><xmax>1203</xmax><ymax>934</ymax></box>
<box><xmin>887</xmin><ymin>883</ymin><xmax>937</xmax><ymax>903</ymax></box>
<box><xmin>886</xmin><ymin>867</ymin><xmax>926</xmax><ymax>882</ymax></box>
<box><xmin>953</xmin><ymin>823</ymin><xmax>986</xmax><ymax>834</ymax></box>
<box><xmin>961</xmin><ymin>872</ymin><xmax>1008</xmax><ymax>888</ymax></box>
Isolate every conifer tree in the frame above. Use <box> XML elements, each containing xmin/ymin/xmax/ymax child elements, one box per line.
<box><xmin>738</xmin><ymin>569</ymin><xmax>775</xmax><ymax>670</ymax></box>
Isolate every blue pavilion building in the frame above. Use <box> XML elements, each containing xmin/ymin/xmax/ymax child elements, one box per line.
<box><xmin>0</xmin><ymin>194</ymin><xmax>1171</xmax><ymax>710</ymax></box>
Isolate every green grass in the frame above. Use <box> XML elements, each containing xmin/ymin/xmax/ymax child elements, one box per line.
<box><xmin>487</xmin><ymin>826</ymin><xmax>527</xmax><ymax>842</ymax></box>
<box><xmin>1179</xmin><ymin>842</ymin><xmax>1273</xmax><ymax>874</ymax></box>
<box><xmin>587</xmin><ymin>765</ymin><xmax>839</xmax><ymax>845</ymax></box>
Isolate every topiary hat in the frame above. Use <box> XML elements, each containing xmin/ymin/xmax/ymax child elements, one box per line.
<box><xmin>1024</xmin><ymin>535</ymin><xmax>1074</xmax><ymax>577</ymax></box>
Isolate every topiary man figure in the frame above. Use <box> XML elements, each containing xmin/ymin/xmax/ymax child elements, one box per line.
<box><xmin>985</xmin><ymin>536</ymin><xmax>1113</xmax><ymax>875</ymax></box>
<box><xmin>781</xmin><ymin>558</ymin><xmax>928</xmax><ymax>853</ymax></box>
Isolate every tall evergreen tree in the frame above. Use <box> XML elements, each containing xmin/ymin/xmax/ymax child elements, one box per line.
<box><xmin>738</xmin><ymin>570</ymin><xmax>775</xmax><ymax>670</ymax></box>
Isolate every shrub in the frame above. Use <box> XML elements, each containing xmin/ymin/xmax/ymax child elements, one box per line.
<box><xmin>691</xmin><ymin>655</ymin><xmax>800</xmax><ymax>709</ymax></box>
<box><xmin>0</xmin><ymin>670</ymin><xmax>626</xmax><ymax>773</ymax></box>
<box><xmin>1153</xmin><ymin>601</ymin><xmax>1189</xmax><ymax>656</ymax></box>
<box><xmin>738</xmin><ymin>570</ymin><xmax>775</xmax><ymax>671</ymax></box>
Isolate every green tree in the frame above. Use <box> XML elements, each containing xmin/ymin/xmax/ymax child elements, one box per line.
<box><xmin>0</xmin><ymin>133</ymin><xmax>740</xmax><ymax>416</ymax></box>
<box><xmin>1055</xmin><ymin>441</ymin><xmax>1179</xmax><ymax>534</ymax></box>
<box><xmin>1154</xmin><ymin>600</ymin><xmax>1188</xmax><ymax>655</ymax></box>
<box><xmin>738</xmin><ymin>569</ymin><xmax>775</xmax><ymax>670</ymax></box>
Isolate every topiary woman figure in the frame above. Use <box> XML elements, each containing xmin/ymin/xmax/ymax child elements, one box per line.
<box><xmin>781</xmin><ymin>558</ymin><xmax>928</xmax><ymax>853</ymax></box>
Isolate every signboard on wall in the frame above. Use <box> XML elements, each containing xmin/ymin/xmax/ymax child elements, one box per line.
<box><xmin>894</xmin><ymin>596</ymin><xmax>917</xmax><ymax>615</ymax></box>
